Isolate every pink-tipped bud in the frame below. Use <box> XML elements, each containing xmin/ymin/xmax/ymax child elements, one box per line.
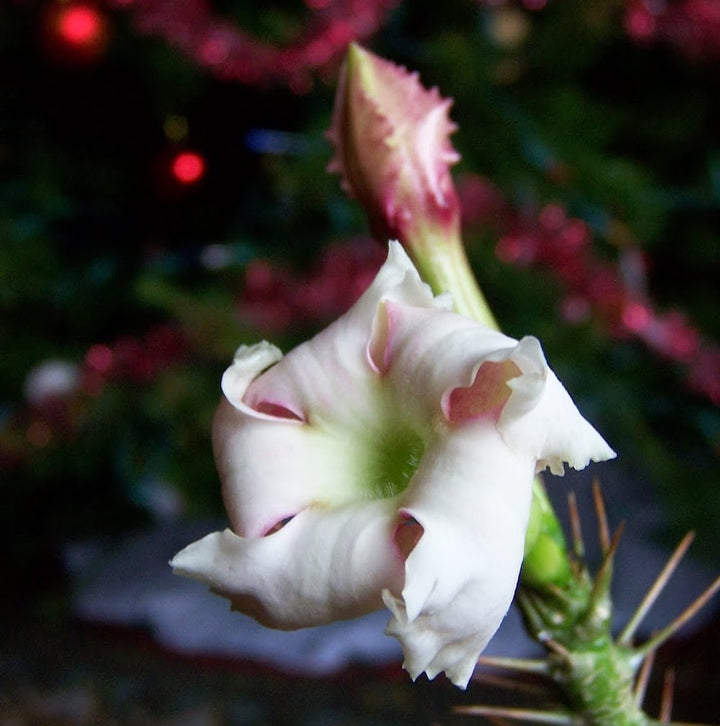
<box><xmin>327</xmin><ymin>43</ymin><xmax>461</xmax><ymax>243</ymax></box>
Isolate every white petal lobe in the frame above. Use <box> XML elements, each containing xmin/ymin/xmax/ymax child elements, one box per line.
<box><xmin>382</xmin><ymin>426</ymin><xmax>535</xmax><ymax>688</ymax></box>
<box><xmin>171</xmin><ymin>499</ymin><xmax>405</xmax><ymax>629</ymax></box>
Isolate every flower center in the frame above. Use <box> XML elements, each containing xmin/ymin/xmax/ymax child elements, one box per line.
<box><xmin>367</xmin><ymin>424</ymin><xmax>426</xmax><ymax>499</ymax></box>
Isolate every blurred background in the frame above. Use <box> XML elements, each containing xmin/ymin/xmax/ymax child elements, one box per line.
<box><xmin>2</xmin><ymin>0</ymin><xmax>720</xmax><ymax>723</ymax></box>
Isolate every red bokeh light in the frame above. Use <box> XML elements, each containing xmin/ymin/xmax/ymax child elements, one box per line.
<box><xmin>43</xmin><ymin>2</ymin><xmax>108</xmax><ymax>63</ymax></box>
<box><xmin>171</xmin><ymin>151</ymin><xmax>206</xmax><ymax>185</ymax></box>
<box><xmin>57</xmin><ymin>4</ymin><xmax>104</xmax><ymax>47</ymax></box>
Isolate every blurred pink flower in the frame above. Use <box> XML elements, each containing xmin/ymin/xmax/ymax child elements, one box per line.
<box><xmin>237</xmin><ymin>238</ymin><xmax>385</xmax><ymax>334</ymax></box>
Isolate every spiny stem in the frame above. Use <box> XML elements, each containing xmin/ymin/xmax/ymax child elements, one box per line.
<box><xmin>519</xmin><ymin>587</ymin><xmax>561</xmax><ymax>633</ymax></box>
<box><xmin>454</xmin><ymin>705</ymin><xmax>581</xmax><ymax>724</ymax></box>
<box><xmin>545</xmin><ymin>583</ymin><xmax>577</xmax><ymax>605</ymax></box>
<box><xmin>638</xmin><ymin>573</ymin><xmax>720</xmax><ymax>656</ymax></box>
<box><xmin>517</xmin><ymin>588</ymin><xmax>547</xmax><ymax>635</ymax></box>
<box><xmin>619</xmin><ymin>532</ymin><xmax>696</xmax><ymax>646</ymax></box>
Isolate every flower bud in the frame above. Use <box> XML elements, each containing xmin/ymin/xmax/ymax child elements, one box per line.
<box><xmin>327</xmin><ymin>43</ymin><xmax>461</xmax><ymax>244</ymax></box>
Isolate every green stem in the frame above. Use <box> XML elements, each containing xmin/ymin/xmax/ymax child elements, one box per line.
<box><xmin>549</xmin><ymin>643</ymin><xmax>650</xmax><ymax>726</ymax></box>
<box><xmin>411</xmin><ymin>229</ymin><xmax>497</xmax><ymax>328</ymax></box>
<box><xmin>522</xmin><ymin>479</ymin><xmax>573</xmax><ymax>587</ymax></box>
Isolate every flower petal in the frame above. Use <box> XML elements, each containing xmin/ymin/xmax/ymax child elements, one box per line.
<box><xmin>170</xmin><ymin>499</ymin><xmax>405</xmax><ymax>629</ymax></box>
<box><xmin>216</xmin><ymin>381</ymin><xmax>426</xmax><ymax>537</ymax></box>
<box><xmin>360</xmin><ymin>302</ymin><xmax>614</xmax><ymax>687</ymax></box>
<box><xmin>498</xmin><ymin>336</ymin><xmax>617</xmax><ymax>474</ymax></box>
<box><xmin>383</xmin><ymin>425</ymin><xmax>535</xmax><ymax>688</ymax></box>
<box><xmin>214</xmin><ymin>243</ymin><xmax>453</xmax><ymax>537</ymax></box>
<box><xmin>367</xmin><ymin>300</ymin><xmax>522</xmax><ymax>424</ymax></box>
<box><xmin>220</xmin><ymin>341</ymin><xmax>295</xmax><ymax>419</ymax></box>
<box><xmin>365</xmin><ymin>302</ymin><xmax>615</xmax><ymax>472</ymax></box>
<box><xmin>241</xmin><ymin>241</ymin><xmax>441</xmax><ymax>427</ymax></box>
<box><xmin>443</xmin><ymin>359</ymin><xmax>520</xmax><ymax>423</ymax></box>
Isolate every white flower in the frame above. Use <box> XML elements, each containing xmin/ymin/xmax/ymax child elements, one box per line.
<box><xmin>171</xmin><ymin>241</ymin><xmax>615</xmax><ymax>688</ymax></box>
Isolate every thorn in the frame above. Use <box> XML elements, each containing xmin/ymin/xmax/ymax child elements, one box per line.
<box><xmin>567</xmin><ymin>491</ymin><xmax>585</xmax><ymax>561</ymax></box>
<box><xmin>453</xmin><ymin>705</ymin><xmax>581</xmax><ymax>724</ymax></box>
<box><xmin>544</xmin><ymin>638</ymin><xmax>572</xmax><ymax>661</ymax></box>
<box><xmin>633</xmin><ymin>648</ymin><xmax>656</xmax><ymax>707</ymax></box>
<box><xmin>588</xmin><ymin>522</ymin><xmax>624</xmax><ymax>610</ymax></box>
<box><xmin>516</xmin><ymin>588</ymin><xmax>546</xmax><ymax>634</ymax></box>
<box><xmin>618</xmin><ymin>532</ymin><xmax>696</xmax><ymax>646</ymax></box>
<box><xmin>592</xmin><ymin>478</ymin><xmax>611</xmax><ymax>554</ymax></box>
<box><xmin>638</xmin><ymin>571</ymin><xmax>720</xmax><ymax>656</ymax></box>
<box><xmin>519</xmin><ymin>588</ymin><xmax>562</xmax><ymax>632</ymax></box>
<box><xmin>546</xmin><ymin>583</ymin><xmax>577</xmax><ymax>605</ymax></box>
<box><xmin>473</xmin><ymin>669</ymin><xmax>549</xmax><ymax>697</ymax></box>
<box><xmin>477</xmin><ymin>655</ymin><xmax>550</xmax><ymax>675</ymax></box>
<box><xmin>659</xmin><ymin>667</ymin><xmax>675</xmax><ymax>723</ymax></box>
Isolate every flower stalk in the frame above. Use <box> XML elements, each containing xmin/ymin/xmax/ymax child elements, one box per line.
<box><xmin>410</xmin><ymin>226</ymin><xmax>498</xmax><ymax>329</ymax></box>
